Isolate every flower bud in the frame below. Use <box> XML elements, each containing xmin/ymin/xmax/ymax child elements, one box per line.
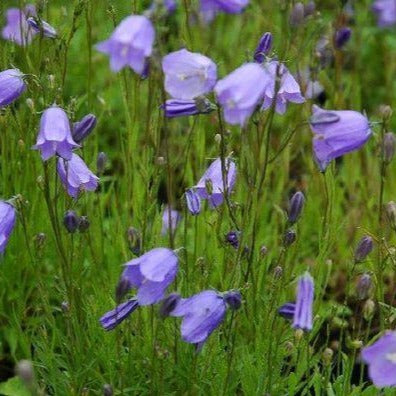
<box><xmin>225</xmin><ymin>231</ymin><xmax>240</xmax><ymax>249</ymax></box>
<box><xmin>27</xmin><ymin>17</ymin><xmax>57</xmax><ymax>38</ymax></box>
<box><xmin>386</xmin><ymin>201</ymin><xmax>396</xmax><ymax>228</ymax></box>
<box><xmin>356</xmin><ymin>273</ymin><xmax>372</xmax><ymax>300</ymax></box>
<box><xmin>115</xmin><ymin>277</ymin><xmax>131</xmax><ymax>303</ymax></box>
<box><xmin>260</xmin><ymin>245</ymin><xmax>268</xmax><ymax>257</ymax></box>
<box><xmin>289</xmin><ymin>3</ymin><xmax>305</xmax><ymax>27</ymax></box>
<box><xmin>363</xmin><ymin>299</ymin><xmax>375</xmax><ymax>321</ymax></box>
<box><xmin>354</xmin><ymin>236</ymin><xmax>373</xmax><ymax>263</ymax></box>
<box><xmin>334</xmin><ymin>27</ymin><xmax>352</xmax><ymax>49</ymax></box>
<box><xmin>214</xmin><ymin>134</ymin><xmax>222</xmax><ymax>144</ymax></box>
<box><xmin>78</xmin><ymin>216</ymin><xmax>90</xmax><ymax>232</ymax></box>
<box><xmin>283</xmin><ymin>229</ymin><xmax>296</xmax><ymax>246</ymax></box>
<box><xmin>159</xmin><ymin>293</ymin><xmax>181</xmax><ymax>317</ymax></box>
<box><xmin>295</xmin><ymin>328</ymin><xmax>304</xmax><ymax>341</ymax></box>
<box><xmin>350</xmin><ymin>339</ymin><xmax>363</xmax><ymax>349</ymax></box>
<box><xmin>127</xmin><ymin>227</ymin><xmax>141</xmax><ymax>255</ymax></box>
<box><xmin>224</xmin><ymin>290</ymin><xmax>242</xmax><ymax>310</ymax></box>
<box><xmin>72</xmin><ymin>114</ymin><xmax>97</xmax><ymax>143</ymax></box>
<box><xmin>103</xmin><ymin>384</ymin><xmax>113</xmax><ymax>396</ymax></box>
<box><xmin>304</xmin><ymin>1</ymin><xmax>315</xmax><ymax>16</ymax></box>
<box><xmin>273</xmin><ymin>265</ymin><xmax>283</xmax><ymax>278</ymax></box>
<box><xmin>288</xmin><ymin>191</ymin><xmax>305</xmax><ymax>223</ymax></box>
<box><xmin>379</xmin><ymin>105</ymin><xmax>393</xmax><ymax>120</ymax></box>
<box><xmin>383</xmin><ymin>132</ymin><xmax>395</xmax><ymax>164</ymax></box>
<box><xmin>97</xmin><ymin>152</ymin><xmax>107</xmax><ymax>175</ymax></box>
<box><xmin>15</xmin><ymin>360</ymin><xmax>34</xmax><ymax>387</ymax></box>
<box><xmin>322</xmin><ymin>348</ymin><xmax>333</xmax><ymax>365</ymax></box>
<box><xmin>254</xmin><ymin>32</ymin><xmax>273</xmax><ymax>63</ymax></box>
<box><xmin>63</xmin><ymin>210</ymin><xmax>79</xmax><ymax>233</ymax></box>
<box><xmin>26</xmin><ymin>98</ymin><xmax>35</xmax><ymax>111</ymax></box>
<box><xmin>185</xmin><ymin>189</ymin><xmax>201</xmax><ymax>215</ymax></box>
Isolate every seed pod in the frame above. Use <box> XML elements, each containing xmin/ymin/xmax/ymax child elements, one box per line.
<box><xmin>63</xmin><ymin>210</ymin><xmax>79</xmax><ymax>233</ymax></box>
<box><xmin>354</xmin><ymin>236</ymin><xmax>373</xmax><ymax>263</ymax></box>
<box><xmin>288</xmin><ymin>191</ymin><xmax>305</xmax><ymax>223</ymax></box>
<box><xmin>322</xmin><ymin>348</ymin><xmax>333</xmax><ymax>365</ymax></box>
<box><xmin>127</xmin><ymin>227</ymin><xmax>141</xmax><ymax>255</ymax></box>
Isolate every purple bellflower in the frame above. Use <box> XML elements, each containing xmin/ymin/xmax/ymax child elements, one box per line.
<box><xmin>2</xmin><ymin>5</ymin><xmax>37</xmax><ymax>45</ymax></box>
<box><xmin>167</xmin><ymin>289</ymin><xmax>241</xmax><ymax>346</ymax></box>
<box><xmin>372</xmin><ymin>0</ymin><xmax>396</xmax><ymax>27</ymax></box>
<box><xmin>162</xmin><ymin>49</ymin><xmax>217</xmax><ymax>100</ymax></box>
<box><xmin>33</xmin><ymin>106</ymin><xmax>79</xmax><ymax>161</ymax></box>
<box><xmin>96</xmin><ymin>15</ymin><xmax>155</xmax><ymax>75</ymax></box>
<box><xmin>100</xmin><ymin>298</ymin><xmax>139</xmax><ymax>331</ymax></box>
<box><xmin>72</xmin><ymin>114</ymin><xmax>97</xmax><ymax>143</ymax></box>
<box><xmin>161</xmin><ymin>206</ymin><xmax>181</xmax><ymax>235</ymax></box>
<box><xmin>0</xmin><ymin>201</ymin><xmax>16</xmax><ymax>254</ymax></box>
<box><xmin>200</xmin><ymin>0</ymin><xmax>249</xmax><ymax>23</ymax></box>
<box><xmin>309</xmin><ymin>105</ymin><xmax>372</xmax><ymax>171</ymax></box>
<box><xmin>261</xmin><ymin>60</ymin><xmax>305</xmax><ymax>115</ymax></box>
<box><xmin>293</xmin><ymin>273</ymin><xmax>314</xmax><ymax>331</ymax></box>
<box><xmin>27</xmin><ymin>17</ymin><xmax>57</xmax><ymax>38</ymax></box>
<box><xmin>334</xmin><ymin>27</ymin><xmax>352</xmax><ymax>49</ymax></box>
<box><xmin>362</xmin><ymin>331</ymin><xmax>396</xmax><ymax>387</ymax></box>
<box><xmin>185</xmin><ymin>189</ymin><xmax>201</xmax><ymax>215</ymax></box>
<box><xmin>161</xmin><ymin>98</ymin><xmax>214</xmax><ymax>118</ymax></box>
<box><xmin>0</xmin><ymin>69</ymin><xmax>26</xmax><ymax>107</ymax></box>
<box><xmin>57</xmin><ymin>154</ymin><xmax>99</xmax><ymax>199</ymax></box>
<box><xmin>194</xmin><ymin>158</ymin><xmax>236</xmax><ymax>208</ymax></box>
<box><xmin>215</xmin><ymin>62</ymin><xmax>270</xmax><ymax>126</ymax></box>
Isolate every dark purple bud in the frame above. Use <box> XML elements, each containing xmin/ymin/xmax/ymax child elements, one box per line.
<box><xmin>223</xmin><ymin>290</ymin><xmax>242</xmax><ymax>310</ymax></box>
<box><xmin>100</xmin><ymin>298</ymin><xmax>139</xmax><ymax>331</ymax></box>
<box><xmin>354</xmin><ymin>236</ymin><xmax>374</xmax><ymax>263</ymax></box>
<box><xmin>127</xmin><ymin>227</ymin><xmax>141</xmax><ymax>255</ymax></box>
<box><xmin>161</xmin><ymin>98</ymin><xmax>214</xmax><ymax>118</ymax></box>
<box><xmin>304</xmin><ymin>1</ymin><xmax>315</xmax><ymax>17</ymax></box>
<box><xmin>289</xmin><ymin>3</ymin><xmax>305</xmax><ymax>27</ymax></box>
<box><xmin>159</xmin><ymin>293</ymin><xmax>181</xmax><ymax>317</ymax></box>
<box><xmin>185</xmin><ymin>189</ymin><xmax>201</xmax><ymax>215</ymax></box>
<box><xmin>383</xmin><ymin>133</ymin><xmax>395</xmax><ymax>164</ymax></box>
<box><xmin>334</xmin><ymin>27</ymin><xmax>352</xmax><ymax>49</ymax></box>
<box><xmin>288</xmin><ymin>191</ymin><xmax>305</xmax><ymax>223</ymax></box>
<box><xmin>225</xmin><ymin>231</ymin><xmax>240</xmax><ymax>249</ymax></box>
<box><xmin>97</xmin><ymin>152</ymin><xmax>107</xmax><ymax>175</ymax></box>
<box><xmin>254</xmin><ymin>32</ymin><xmax>273</xmax><ymax>63</ymax></box>
<box><xmin>78</xmin><ymin>216</ymin><xmax>90</xmax><ymax>232</ymax></box>
<box><xmin>278</xmin><ymin>302</ymin><xmax>296</xmax><ymax>319</ymax></box>
<box><xmin>63</xmin><ymin>210</ymin><xmax>79</xmax><ymax>233</ymax></box>
<box><xmin>27</xmin><ymin>17</ymin><xmax>57</xmax><ymax>38</ymax></box>
<box><xmin>72</xmin><ymin>114</ymin><xmax>97</xmax><ymax>143</ymax></box>
<box><xmin>356</xmin><ymin>273</ymin><xmax>372</xmax><ymax>300</ymax></box>
<box><xmin>115</xmin><ymin>277</ymin><xmax>131</xmax><ymax>303</ymax></box>
<box><xmin>103</xmin><ymin>384</ymin><xmax>113</xmax><ymax>396</ymax></box>
<box><xmin>284</xmin><ymin>229</ymin><xmax>296</xmax><ymax>246</ymax></box>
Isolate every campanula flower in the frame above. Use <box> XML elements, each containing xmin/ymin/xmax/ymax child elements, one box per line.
<box><xmin>167</xmin><ymin>289</ymin><xmax>241</xmax><ymax>345</ymax></box>
<box><xmin>334</xmin><ymin>27</ymin><xmax>352</xmax><ymax>49</ymax></box>
<box><xmin>372</xmin><ymin>0</ymin><xmax>396</xmax><ymax>27</ymax></box>
<box><xmin>292</xmin><ymin>273</ymin><xmax>314</xmax><ymax>331</ymax></box>
<box><xmin>309</xmin><ymin>105</ymin><xmax>372</xmax><ymax>171</ymax></box>
<box><xmin>354</xmin><ymin>236</ymin><xmax>374</xmax><ymax>263</ymax></box>
<box><xmin>96</xmin><ymin>15</ymin><xmax>155</xmax><ymax>75</ymax></box>
<box><xmin>100</xmin><ymin>298</ymin><xmax>139</xmax><ymax>331</ymax></box>
<box><xmin>362</xmin><ymin>331</ymin><xmax>396</xmax><ymax>387</ymax></box>
<box><xmin>148</xmin><ymin>0</ymin><xmax>177</xmax><ymax>14</ymax></box>
<box><xmin>57</xmin><ymin>154</ymin><xmax>99</xmax><ymax>199</ymax></box>
<box><xmin>185</xmin><ymin>189</ymin><xmax>201</xmax><ymax>215</ymax></box>
<box><xmin>261</xmin><ymin>60</ymin><xmax>305</xmax><ymax>114</ymax></box>
<box><xmin>0</xmin><ymin>201</ymin><xmax>16</xmax><ymax>254</ymax></box>
<box><xmin>288</xmin><ymin>191</ymin><xmax>305</xmax><ymax>224</ymax></box>
<box><xmin>161</xmin><ymin>206</ymin><xmax>181</xmax><ymax>235</ymax></box>
<box><xmin>2</xmin><ymin>5</ymin><xmax>37</xmax><ymax>45</ymax></box>
<box><xmin>194</xmin><ymin>158</ymin><xmax>236</xmax><ymax>208</ymax></box>
<box><xmin>162</xmin><ymin>49</ymin><xmax>217</xmax><ymax>100</ymax></box>
<box><xmin>200</xmin><ymin>0</ymin><xmax>249</xmax><ymax>22</ymax></box>
<box><xmin>27</xmin><ymin>17</ymin><xmax>57</xmax><ymax>38</ymax></box>
<box><xmin>33</xmin><ymin>106</ymin><xmax>79</xmax><ymax>161</ymax></box>
<box><xmin>215</xmin><ymin>63</ymin><xmax>270</xmax><ymax>126</ymax></box>
<box><xmin>72</xmin><ymin>114</ymin><xmax>97</xmax><ymax>143</ymax></box>
<box><xmin>254</xmin><ymin>32</ymin><xmax>273</xmax><ymax>63</ymax></box>
<box><xmin>0</xmin><ymin>69</ymin><xmax>26</xmax><ymax>107</ymax></box>
<box><xmin>161</xmin><ymin>98</ymin><xmax>214</xmax><ymax>118</ymax></box>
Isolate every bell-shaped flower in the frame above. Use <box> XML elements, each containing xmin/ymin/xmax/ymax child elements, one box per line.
<box><xmin>200</xmin><ymin>0</ymin><xmax>249</xmax><ymax>23</ymax></box>
<box><xmin>0</xmin><ymin>201</ymin><xmax>16</xmax><ymax>254</ymax></box>
<box><xmin>162</xmin><ymin>49</ymin><xmax>217</xmax><ymax>100</ymax></box>
<box><xmin>1</xmin><ymin>5</ymin><xmax>37</xmax><ymax>45</ymax></box>
<box><xmin>96</xmin><ymin>15</ymin><xmax>155</xmax><ymax>75</ymax></box>
<box><xmin>27</xmin><ymin>17</ymin><xmax>57</xmax><ymax>38</ymax></box>
<box><xmin>161</xmin><ymin>206</ymin><xmax>181</xmax><ymax>235</ymax></box>
<box><xmin>0</xmin><ymin>69</ymin><xmax>26</xmax><ymax>107</ymax></box>
<box><xmin>309</xmin><ymin>105</ymin><xmax>372</xmax><ymax>171</ymax></box>
<box><xmin>372</xmin><ymin>0</ymin><xmax>396</xmax><ymax>27</ymax></box>
<box><xmin>33</xmin><ymin>106</ymin><xmax>79</xmax><ymax>161</ymax></box>
<box><xmin>292</xmin><ymin>272</ymin><xmax>314</xmax><ymax>331</ymax></box>
<box><xmin>57</xmin><ymin>154</ymin><xmax>99</xmax><ymax>199</ymax></box>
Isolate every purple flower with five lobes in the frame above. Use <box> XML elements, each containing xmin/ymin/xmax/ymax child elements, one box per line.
<box><xmin>185</xmin><ymin>189</ymin><xmax>201</xmax><ymax>215</ymax></box>
<box><xmin>161</xmin><ymin>206</ymin><xmax>181</xmax><ymax>235</ymax></box>
<box><xmin>166</xmin><ymin>290</ymin><xmax>241</xmax><ymax>346</ymax></box>
<box><xmin>372</xmin><ymin>0</ymin><xmax>396</xmax><ymax>27</ymax></box>
<box><xmin>27</xmin><ymin>17</ymin><xmax>57</xmax><ymax>38</ymax></box>
<box><xmin>57</xmin><ymin>154</ymin><xmax>99</xmax><ymax>199</ymax></box>
<box><xmin>96</xmin><ymin>15</ymin><xmax>155</xmax><ymax>75</ymax></box>
<box><xmin>32</xmin><ymin>106</ymin><xmax>80</xmax><ymax>161</ymax></box>
<box><xmin>200</xmin><ymin>0</ymin><xmax>249</xmax><ymax>23</ymax></box>
<box><xmin>362</xmin><ymin>331</ymin><xmax>396</xmax><ymax>387</ymax></box>
<box><xmin>0</xmin><ymin>69</ymin><xmax>27</xmax><ymax>107</ymax></box>
<box><xmin>214</xmin><ymin>62</ymin><xmax>270</xmax><ymax>126</ymax></box>
<box><xmin>293</xmin><ymin>272</ymin><xmax>314</xmax><ymax>331</ymax></box>
<box><xmin>72</xmin><ymin>114</ymin><xmax>97</xmax><ymax>143</ymax></box>
<box><xmin>162</xmin><ymin>49</ymin><xmax>217</xmax><ymax>100</ymax></box>
<box><xmin>194</xmin><ymin>158</ymin><xmax>236</xmax><ymax>208</ymax></box>
<box><xmin>2</xmin><ymin>5</ymin><xmax>37</xmax><ymax>45</ymax></box>
<box><xmin>0</xmin><ymin>201</ymin><xmax>16</xmax><ymax>254</ymax></box>
<box><xmin>309</xmin><ymin>105</ymin><xmax>372</xmax><ymax>172</ymax></box>
<box><xmin>161</xmin><ymin>98</ymin><xmax>214</xmax><ymax>118</ymax></box>
<box><xmin>261</xmin><ymin>60</ymin><xmax>305</xmax><ymax>115</ymax></box>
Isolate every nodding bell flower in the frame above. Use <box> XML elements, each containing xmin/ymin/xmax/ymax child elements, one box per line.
<box><xmin>372</xmin><ymin>0</ymin><xmax>396</xmax><ymax>28</ymax></box>
<box><xmin>0</xmin><ymin>69</ymin><xmax>27</xmax><ymax>107</ymax></box>
<box><xmin>27</xmin><ymin>17</ymin><xmax>57</xmax><ymax>38</ymax></box>
<box><xmin>0</xmin><ymin>201</ymin><xmax>16</xmax><ymax>254</ymax></box>
<box><xmin>200</xmin><ymin>0</ymin><xmax>249</xmax><ymax>23</ymax></box>
<box><xmin>2</xmin><ymin>5</ymin><xmax>37</xmax><ymax>45</ymax></box>
<box><xmin>161</xmin><ymin>206</ymin><xmax>181</xmax><ymax>236</ymax></box>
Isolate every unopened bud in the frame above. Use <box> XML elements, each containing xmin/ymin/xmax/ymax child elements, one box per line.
<box><xmin>289</xmin><ymin>3</ymin><xmax>305</xmax><ymax>27</ymax></box>
<box><xmin>214</xmin><ymin>133</ymin><xmax>222</xmax><ymax>144</ymax></box>
<box><xmin>63</xmin><ymin>210</ymin><xmax>79</xmax><ymax>233</ymax></box>
<box><xmin>379</xmin><ymin>105</ymin><xmax>393</xmax><ymax>120</ymax></box>
<box><xmin>254</xmin><ymin>32</ymin><xmax>273</xmax><ymax>63</ymax></box>
<box><xmin>322</xmin><ymin>348</ymin><xmax>333</xmax><ymax>365</ymax></box>
<box><xmin>97</xmin><ymin>151</ymin><xmax>107</xmax><ymax>175</ymax></box>
<box><xmin>225</xmin><ymin>231</ymin><xmax>240</xmax><ymax>249</ymax></box>
<box><xmin>304</xmin><ymin>1</ymin><xmax>315</xmax><ymax>17</ymax></box>
<box><xmin>156</xmin><ymin>156</ymin><xmax>166</xmax><ymax>165</ymax></box>
<box><xmin>26</xmin><ymin>98</ymin><xmax>34</xmax><ymax>111</ymax></box>
<box><xmin>72</xmin><ymin>114</ymin><xmax>97</xmax><ymax>143</ymax></box>
<box><xmin>288</xmin><ymin>191</ymin><xmax>305</xmax><ymax>223</ymax></box>
<box><xmin>34</xmin><ymin>232</ymin><xmax>46</xmax><ymax>249</ymax></box>
<box><xmin>356</xmin><ymin>273</ymin><xmax>372</xmax><ymax>300</ymax></box>
<box><xmin>363</xmin><ymin>299</ymin><xmax>375</xmax><ymax>321</ymax></box>
<box><xmin>260</xmin><ymin>245</ymin><xmax>268</xmax><ymax>257</ymax></box>
<box><xmin>284</xmin><ymin>341</ymin><xmax>294</xmax><ymax>354</ymax></box>
<box><xmin>383</xmin><ymin>132</ymin><xmax>395</xmax><ymax>164</ymax></box>
<box><xmin>354</xmin><ymin>236</ymin><xmax>373</xmax><ymax>263</ymax></box>
<box><xmin>350</xmin><ymin>339</ymin><xmax>363</xmax><ymax>349</ymax></box>
<box><xmin>334</xmin><ymin>27</ymin><xmax>352</xmax><ymax>49</ymax></box>
<box><xmin>61</xmin><ymin>301</ymin><xmax>69</xmax><ymax>312</ymax></box>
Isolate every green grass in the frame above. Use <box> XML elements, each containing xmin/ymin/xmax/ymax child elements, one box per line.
<box><xmin>1</xmin><ymin>0</ymin><xmax>396</xmax><ymax>394</ymax></box>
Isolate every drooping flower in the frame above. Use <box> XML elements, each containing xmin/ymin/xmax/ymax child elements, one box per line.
<box><xmin>167</xmin><ymin>289</ymin><xmax>241</xmax><ymax>345</ymax></box>
<box><xmin>26</xmin><ymin>17</ymin><xmax>57</xmax><ymax>38</ymax></box>
<box><xmin>2</xmin><ymin>5</ymin><xmax>37</xmax><ymax>45</ymax></box>
<box><xmin>194</xmin><ymin>158</ymin><xmax>236</xmax><ymax>208</ymax></box>
<box><xmin>362</xmin><ymin>331</ymin><xmax>396</xmax><ymax>387</ymax></box>
<box><xmin>148</xmin><ymin>0</ymin><xmax>177</xmax><ymax>14</ymax></box>
<box><xmin>200</xmin><ymin>0</ymin><xmax>249</xmax><ymax>23</ymax></box>
<box><xmin>292</xmin><ymin>273</ymin><xmax>314</xmax><ymax>331</ymax></box>
<box><xmin>261</xmin><ymin>60</ymin><xmax>305</xmax><ymax>115</ymax></box>
<box><xmin>0</xmin><ymin>69</ymin><xmax>26</xmax><ymax>107</ymax></box>
<box><xmin>100</xmin><ymin>298</ymin><xmax>139</xmax><ymax>331</ymax></box>
<box><xmin>309</xmin><ymin>105</ymin><xmax>372</xmax><ymax>171</ymax></box>
<box><xmin>72</xmin><ymin>114</ymin><xmax>97</xmax><ymax>143</ymax></box>
<box><xmin>215</xmin><ymin>62</ymin><xmax>270</xmax><ymax>126</ymax></box>
<box><xmin>57</xmin><ymin>154</ymin><xmax>99</xmax><ymax>199</ymax></box>
<box><xmin>0</xmin><ymin>201</ymin><xmax>16</xmax><ymax>254</ymax></box>
<box><xmin>96</xmin><ymin>15</ymin><xmax>155</xmax><ymax>75</ymax></box>
<box><xmin>185</xmin><ymin>189</ymin><xmax>201</xmax><ymax>215</ymax></box>
<box><xmin>162</xmin><ymin>49</ymin><xmax>217</xmax><ymax>100</ymax></box>
<box><xmin>161</xmin><ymin>98</ymin><xmax>214</xmax><ymax>118</ymax></box>
<box><xmin>161</xmin><ymin>206</ymin><xmax>181</xmax><ymax>235</ymax></box>
<box><xmin>33</xmin><ymin>106</ymin><xmax>79</xmax><ymax>161</ymax></box>
<box><xmin>372</xmin><ymin>0</ymin><xmax>396</xmax><ymax>28</ymax></box>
